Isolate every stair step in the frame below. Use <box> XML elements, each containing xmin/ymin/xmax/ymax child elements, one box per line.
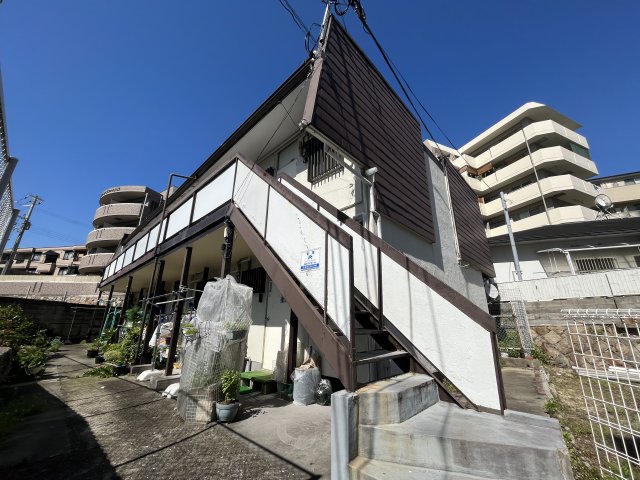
<box><xmin>349</xmin><ymin>457</ymin><xmax>493</xmax><ymax>480</ymax></box>
<box><xmin>355</xmin><ymin>329</ymin><xmax>386</xmax><ymax>336</ymax></box>
<box><xmin>359</xmin><ymin>402</ymin><xmax>572</xmax><ymax>480</ymax></box>
<box><xmin>358</xmin><ymin>373</ymin><xmax>438</xmax><ymax>425</ymax></box>
<box><xmin>355</xmin><ymin>350</ymin><xmax>409</xmax><ymax>365</ymax></box>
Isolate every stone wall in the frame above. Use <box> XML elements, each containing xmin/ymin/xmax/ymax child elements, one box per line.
<box><xmin>531</xmin><ymin>324</ymin><xmax>640</xmax><ymax>370</ymax></box>
<box><xmin>0</xmin><ymin>298</ymin><xmax>106</xmax><ymax>341</ymax></box>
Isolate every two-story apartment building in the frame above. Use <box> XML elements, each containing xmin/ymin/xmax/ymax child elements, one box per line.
<box><xmin>428</xmin><ymin>102</ymin><xmax>600</xmax><ymax>238</ymax></box>
<box><xmin>99</xmin><ymin>16</ymin><xmax>504</xmax><ymax>414</ymax></box>
<box><xmin>0</xmin><ymin>245</ymin><xmax>86</xmax><ymax>275</ymax></box>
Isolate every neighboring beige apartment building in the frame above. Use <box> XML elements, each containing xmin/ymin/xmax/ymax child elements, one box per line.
<box><xmin>79</xmin><ymin>185</ymin><xmax>161</xmax><ymax>274</ymax></box>
<box><xmin>0</xmin><ymin>245</ymin><xmax>86</xmax><ymax>275</ymax></box>
<box><xmin>427</xmin><ymin>102</ymin><xmax>600</xmax><ymax>238</ymax></box>
<box><xmin>591</xmin><ymin>171</ymin><xmax>640</xmax><ymax>218</ymax></box>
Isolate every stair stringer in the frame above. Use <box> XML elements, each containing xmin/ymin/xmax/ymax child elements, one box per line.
<box><xmin>229</xmin><ymin>206</ymin><xmax>356</xmax><ymax>390</ymax></box>
<box><xmin>278</xmin><ymin>173</ymin><xmax>506</xmax><ymax>412</ymax></box>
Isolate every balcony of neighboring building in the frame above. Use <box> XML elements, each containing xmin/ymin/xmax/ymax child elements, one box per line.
<box><xmin>92</xmin><ymin>203</ymin><xmax>143</xmax><ymax>228</ymax></box>
<box><xmin>465</xmin><ymin>146</ymin><xmax>598</xmax><ymax>194</ymax></box>
<box><xmin>78</xmin><ymin>252</ymin><xmax>113</xmax><ymax>274</ymax></box>
<box><xmin>86</xmin><ymin>227</ymin><xmax>136</xmax><ymax>249</ymax></box>
<box><xmin>479</xmin><ymin>174</ymin><xmax>599</xmax><ymax>219</ymax></box>
<box><xmin>99</xmin><ymin>185</ymin><xmax>162</xmax><ymax>206</ymax></box>
<box><xmin>459</xmin><ymin>119</ymin><xmax>590</xmax><ymax>170</ymax></box>
<box><xmin>486</xmin><ymin>205</ymin><xmax>598</xmax><ymax>238</ymax></box>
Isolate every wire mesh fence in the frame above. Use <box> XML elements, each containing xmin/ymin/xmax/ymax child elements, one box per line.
<box><xmin>490</xmin><ymin>283</ymin><xmax>534</xmax><ymax>357</ymax></box>
<box><xmin>568</xmin><ymin>318</ymin><xmax>640</xmax><ymax>479</ymax></box>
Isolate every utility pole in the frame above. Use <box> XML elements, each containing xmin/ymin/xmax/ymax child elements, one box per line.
<box><xmin>2</xmin><ymin>194</ymin><xmax>42</xmax><ymax>275</ymax></box>
<box><xmin>500</xmin><ymin>192</ymin><xmax>523</xmax><ymax>281</ymax></box>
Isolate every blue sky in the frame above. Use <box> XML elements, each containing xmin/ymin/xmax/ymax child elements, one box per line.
<box><xmin>1</xmin><ymin>1</ymin><xmax>639</xmax><ymax>247</ymax></box>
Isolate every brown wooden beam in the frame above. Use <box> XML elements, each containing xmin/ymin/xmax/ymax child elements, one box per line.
<box><xmin>230</xmin><ymin>207</ymin><xmax>354</xmax><ymax>391</ymax></box>
<box><xmin>286</xmin><ymin>311</ymin><xmax>299</xmax><ymax>381</ymax></box>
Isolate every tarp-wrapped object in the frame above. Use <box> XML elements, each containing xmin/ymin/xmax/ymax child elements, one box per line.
<box><xmin>177</xmin><ymin>276</ymin><xmax>253</xmax><ymax>422</ymax></box>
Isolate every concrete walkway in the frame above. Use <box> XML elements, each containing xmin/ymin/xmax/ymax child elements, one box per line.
<box><xmin>0</xmin><ymin>345</ymin><xmax>330</xmax><ymax>479</ymax></box>
<box><xmin>502</xmin><ymin>359</ymin><xmax>552</xmax><ymax>417</ymax></box>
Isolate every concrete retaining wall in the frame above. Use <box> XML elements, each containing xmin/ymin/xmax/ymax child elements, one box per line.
<box><xmin>0</xmin><ymin>298</ymin><xmax>106</xmax><ymax>341</ymax></box>
<box><xmin>525</xmin><ymin>296</ymin><xmax>640</xmax><ymax>326</ymax></box>
<box><xmin>0</xmin><ymin>275</ymin><xmax>102</xmax><ymax>304</ymax></box>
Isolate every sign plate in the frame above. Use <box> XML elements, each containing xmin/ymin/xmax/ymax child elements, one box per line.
<box><xmin>301</xmin><ymin>248</ymin><xmax>321</xmax><ymax>272</ymax></box>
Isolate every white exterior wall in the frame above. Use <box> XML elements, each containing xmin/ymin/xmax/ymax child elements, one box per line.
<box><xmin>379</xmin><ymin>158</ymin><xmax>488</xmax><ymax>310</ymax></box>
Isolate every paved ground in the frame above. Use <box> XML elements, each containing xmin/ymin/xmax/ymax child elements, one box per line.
<box><xmin>0</xmin><ymin>345</ymin><xmax>329</xmax><ymax>479</ymax></box>
<box><xmin>502</xmin><ymin>359</ymin><xmax>552</xmax><ymax>417</ymax></box>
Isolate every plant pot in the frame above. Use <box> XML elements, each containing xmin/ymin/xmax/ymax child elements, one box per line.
<box><xmin>87</xmin><ymin>349</ymin><xmax>99</xmax><ymax>358</ymax></box>
<box><xmin>27</xmin><ymin>365</ymin><xmax>45</xmax><ymax>376</ymax></box>
<box><xmin>215</xmin><ymin>401</ymin><xmax>240</xmax><ymax>422</ymax></box>
<box><xmin>95</xmin><ymin>355</ymin><xmax>105</xmax><ymax>364</ymax></box>
<box><xmin>112</xmin><ymin>365</ymin><xmax>129</xmax><ymax>376</ymax></box>
<box><xmin>225</xmin><ymin>330</ymin><xmax>246</xmax><ymax>341</ymax></box>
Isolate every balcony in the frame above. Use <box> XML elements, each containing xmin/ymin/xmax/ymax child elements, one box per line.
<box><xmin>486</xmin><ymin>205</ymin><xmax>598</xmax><ymax>238</ymax></box>
<box><xmin>86</xmin><ymin>227</ymin><xmax>135</xmax><ymax>249</ymax></box>
<box><xmin>36</xmin><ymin>262</ymin><xmax>56</xmax><ymax>274</ymax></box>
<box><xmin>78</xmin><ymin>253</ymin><xmax>113</xmax><ymax>274</ymax></box>
<box><xmin>93</xmin><ymin>203</ymin><xmax>143</xmax><ymax>228</ymax></box>
<box><xmin>466</xmin><ymin>146</ymin><xmax>598</xmax><ymax>194</ymax></box>
<box><xmin>480</xmin><ymin>174</ymin><xmax>599</xmax><ymax>219</ymax></box>
<box><xmin>460</xmin><ymin>120</ymin><xmax>589</xmax><ymax>170</ymax></box>
<box><xmin>100</xmin><ymin>185</ymin><xmax>161</xmax><ymax>206</ymax></box>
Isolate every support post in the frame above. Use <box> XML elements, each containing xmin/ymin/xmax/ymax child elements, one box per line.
<box><xmin>139</xmin><ymin>259</ymin><xmax>165</xmax><ymax>363</ymax></box>
<box><xmin>121</xmin><ymin>276</ymin><xmax>133</xmax><ymax>315</ymax></box>
<box><xmin>165</xmin><ymin>247</ymin><xmax>192</xmax><ymax>376</ymax></box>
<box><xmin>286</xmin><ymin>311</ymin><xmax>299</xmax><ymax>380</ymax></box>
<box><xmin>220</xmin><ymin>219</ymin><xmax>235</xmax><ymax>278</ymax></box>
<box><xmin>195</xmin><ymin>267</ymin><xmax>209</xmax><ymax>307</ymax></box>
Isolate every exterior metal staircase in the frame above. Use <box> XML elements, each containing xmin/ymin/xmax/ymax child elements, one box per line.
<box><xmin>103</xmin><ymin>153</ymin><xmax>504</xmax><ymax>411</ymax></box>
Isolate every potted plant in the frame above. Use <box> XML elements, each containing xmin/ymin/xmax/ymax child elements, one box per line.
<box><xmin>17</xmin><ymin>345</ymin><xmax>47</xmax><ymax>376</ymax></box>
<box><xmin>223</xmin><ymin>321</ymin><xmax>247</xmax><ymax>341</ymax></box>
<box><xmin>216</xmin><ymin>369</ymin><xmax>241</xmax><ymax>422</ymax></box>
<box><xmin>182</xmin><ymin>324</ymin><xmax>198</xmax><ymax>342</ymax></box>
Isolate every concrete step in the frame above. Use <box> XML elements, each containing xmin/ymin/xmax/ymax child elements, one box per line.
<box><xmin>357</xmin><ymin>373</ymin><xmax>438</xmax><ymax>425</ymax></box>
<box><xmin>504</xmin><ymin>409</ymin><xmax>560</xmax><ymax>431</ymax></box>
<box><xmin>349</xmin><ymin>457</ymin><xmax>495</xmax><ymax>480</ymax></box>
<box><xmin>149</xmin><ymin>373</ymin><xmax>181</xmax><ymax>391</ymax></box>
<box><xmin>359</xmin><ymin>402</ymin><xmax>572</xmax><ymax>480</ymax></box>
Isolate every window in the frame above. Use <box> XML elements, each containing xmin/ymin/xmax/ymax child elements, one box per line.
<box><xmin>240</xmin><ymin>267</ymin><xmax>267</xmax><ymax>293</ymax></box>
<box><xmin>635</xmin><ymin>256</ymin><xmax>640</xmax><ymax>268</ymax></box>
<box><xmin>575</xmin><ymin>257</ymin><xmax>617</xmax><ymax>273</ymax></box>
<box><xmin>63</xmin><ymin>251</ymin><xmax>75</xmax><ymax>260</ymax></box>
<box><xmin>302</xmin><ymin>137</ymin><xmax>344</xmax><ymax>183</ymax></box>
<box><xmin>32</xmin><ymin>253</ymin><xmax>42</xmax><ymax>261</ymax></box>
<box><xmin>58</xmin><ymin>268</ymin><xmax>68</xmax><ymax>276</ymax></box>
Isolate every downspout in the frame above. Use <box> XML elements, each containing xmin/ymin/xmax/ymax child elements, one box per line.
<box><xmin>442</xmin><ymin>162</ymin><xmax>462</xmax><ymax>264</ymax></box>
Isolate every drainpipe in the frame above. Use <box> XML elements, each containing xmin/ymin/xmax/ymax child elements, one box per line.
<box><xmin>364</xmin><ymin>167</ymin><xmax>381</xmax><ymax>236</ymax></box>
<box><xmin>564</xmin><ymin>250</ymin><xmax>577</xmax><ymax>276</ymax></box>
<box><xmin>521</xmin><ymin>125</ymin><xmax>552</xmax><ymax>226</ymax></box>
<box><xmin>500</xmin><ymin>192</ymin><xmax>523</xmax><ymax>281</ymax></box>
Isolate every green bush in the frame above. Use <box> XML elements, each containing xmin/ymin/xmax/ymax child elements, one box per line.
<box><xmin>0</xmin><ymin>305</ymin><xmax>41</xmax><ymax>349</ymax></box>
<box><xmin>531</xmin><ymin>347</ymin><xmax>550</xmax><ymax>364</ymax></box>
<box><xmin>82</xmin><ymin>365</ymin><xmax>113</xmax><ymax>378</ymax></box>
<box><xmin>49</xmin><ymin>337</ymin><xmax>63</xmax><ymax>352</ymax></box>
<box><xmin>102</xmin><ymin>325</ymin><xmax>141</xmax><ymax>365</ymax></box>
<box><xmin>16</xmin><ymin>345</ymin><xmax>46</xmax><ymax>369</ymax></box>
<box><xmin>544</xmin><ymin>397</ymin><xmax>562</xmax><ymax>417</ymax></box>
